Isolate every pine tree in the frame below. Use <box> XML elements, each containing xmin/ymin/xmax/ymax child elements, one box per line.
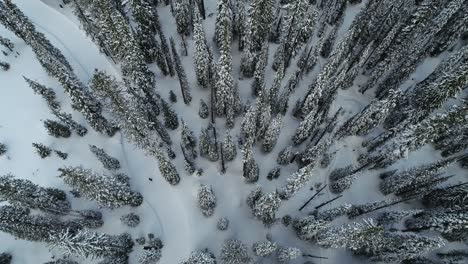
<box><xmin>214</xmin><ymin>0</ymin><xmax>232</xmax><ymax>48</ymax></box>
<box><xmin>405</xmin><ymin>210</ymin><xmax>468</xmax><ymax>242</ymax></box>
<box><xmin>266</xmin><ymin>167</ymin><xmax>280</xmax><ymax>181</ymax></box>
<box><xmin>32</xmin><ymin>143</ymin><xmax>52</xmax><ymax>158</ymax></box>
<box><xmin>131</xmin><ymin>0</ymin><xmax>160</xmax><ymax>63</ymax></box>
<box><xmin>252</xmin><ymin>240</ymin><xmax>277</xmax><ymax>257</ymax></box>
<box><xmin>280</xmin><ymin>165</ymin><xmax>313</xmax><ymax>200</ymax></box>
<box><xmin>262</xmin><ymin>115</ymin><xmax>282</xmax><ymax>153</ymax></box>
<box><xmin>422</xmin><ymin>183</ymin><xmax>468</xmax><ymax>210</ymax></box>
<box><xmin>0</xmin><ymin>205</ymin><xmax>80</xmax><ymax>242</ymax></box>
<box><xmin>293</xmin><ymin>215</ymin><xmax>331</xmax><ymax>241</ymax></box>
<box><xmin>277</xmin><ymin>247</ymin><xmax>301</xmax><ymax>263</ymax></box>
<box><xmin>217</xmin><ymin>217</ymin><xmax>229</xmax><ymax>231</ymax></box>
<box><xmin>170</xmin><ymin>37</ymin><xmax>192</xmax><ymax>104</ymax></box>
<box><xmin>0</xmin><ymin>174</ymin><xmax>71</xmax><ymax>214</ymax></box>
<box><xmin>193</xmin><ymin>6</ymin><xmax>212</xmax><ymax>88</ymax></box>
<box><xmin>173</xmin><ymin>0</ymin><xmax>191</xmax><ymax>36</ymax></box>
<box><xmin>0</xmin><ymin>35</ymin><xmax>14</xmax><ymax>52</ymax></box>
<box><xmin>43</xmin><ymin>120</ymin><xmax>72</xmax><ymax>138</ymax></box>
<box><xmin>249</xmin><ymin>188</ymin><xmax>282</xmax><ymax>226</ymax></box>
<box><xmin>198</xmin><ymin>185</ymin><xmax>216</xmax><ymax>217</ymax></box>
<box><xmin>0</xmin><ymin>143</ymin><xmax>7</xmax><ymax>156</ymax></box>
<box><xmin>89</xmin><ymin>145</ymin><xmax>121</xmax><ymax>171</ymax></box>
<box><xmin>243</xmin><ymin>154</ymin><xmax>259</xmax><ymax>183</ymax></box>
<box><xmin>48</xmin><ymin>229</ymin><xmax>133</xmax><ymax>259</ymax></box>
<box><xmin>0</xmin><ymin>253</ymin><xmax>12</xmax><ymax>264</ymax></box>
<box><xmin>199</xmin><ymin>99</ymin><xmax>209</xmax><ymax>119</ymax></box>
<box><xmin>58</xmin><ymin>166</ymin><xmax>143</xmax><ymax>208</ymax></box>
<box><xmin>120</xmin><ymin>213</ymin><xmax>140</xmax><ymax>228</ymax></box>
<box><xmin>251</xmin><ymin>43</ymin><xmax>268</xmax><ymax>96</ymax></box>
<box><xmin>155</xmin><ymin>152</ymin><xmax>181</xmax><ymax>185</ymax></box>
<box><xmin>219</xmin><ymin>239</ymin><xmax>251</xmax><ymax>264</ymax></box>
<box><xmin>277</xmin><ymin>146</ymin><xmax>295</xmax><ymax>165</ymax></box>
<box><xmin>181</xmin><ymin>250</ymin><xmax>216</xmax><ymax>264</ymax></box>
<box><xmin>222</xmin><ymin>131</ymin><xmax>236</xmax><ymax>161</ymax></box>
<box><xmin>139</xmin><ymin>247</ymin><xmax>162</xmax><ymax>264</ymax></box>
<box><xmin>161</xmin><ymin>99</ymin><xmax>179</xmax><ymax>130</ymax></box>
<box><xmin>181</xmin><ymin>121</ymin><xmax>197</xmax><ymax>159</ymax></box>
<box><xmin>169</xmin><ymin>90</ymin><xmax>177</xmax><ymax>103</ymax></box>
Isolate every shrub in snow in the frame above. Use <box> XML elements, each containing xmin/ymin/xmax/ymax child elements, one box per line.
<box><xmin>0</xmin><ymin>143</ymin><xmax>7</xmax><ymax>156</ymax></box>
<box><xmin>198</xmin><ymin>185</ymin><xmax>217</xmax><ymax>217</ymax></box>
<box><xmin>266</xmin><ymin>167</ymin><xmax>280</xmax><ymax>181</ymax></box>
<box><xmin>281</xmin><ymin>215</ymin><xmax>292</xmax><ymax>227</ymax></box>
<box><xmin>48</xmin><ymin>229</ymin><xmax>133</xmax><ymax>259</ymax></box>
<box><xmin>180</xmin><ymin>249</ymin><xmax>216</xmax><ymax>264</ymax></box>
<box><xmin>139</xmin><ymin>247</ymin><xmax>162</xmax><ymax>264</ymax></box>
<box><xmin>277</xmin><ymin>247</ymin><xmax>301</xmax><ymax>263</ymax></box>
<box><xmin>0</xmin><ymin>252</ymin><xmax>12</xmax><ymax>264</ymax></box>
<box><xmin>0</xmin><ymin>61</ymin><xmax>9</xmax><ymax>71</ymax></box>
<box><xmin>54</xmin><ymin>150</ymin><xmax>68</xmax><ymax>160</ymax></box>
<box><xmin>136</xmin><ymin>237</ymin><xmax>146</xmax><ymax>245</ymax></box>
<box><xmin>89</xmin><ymin>145</ymin><xmax>121</xmax><ymax>171</ymax></box>
<box><xmin>217</xmin><ymin>217</ymin><xmax>229</xmax><ymax>231</ymax></box>
<box><xmin>219</xmin><ymin>239</ymin><xmax>251</xmax><ymax>264</ymax></box>
<box><xmin>44</xmin><ymin>119</ymin><xmax>71</xmax><ymax>138</ymax></box>
<box><xmin>252</xmin><ymin>240</ymin><xmax>277</xmax><ymax>257</ymax></box>
<box><xmin>58</xmin><ymin>166</ymin><xmax>143</xmax><ymax>208</ymax></box>
<box><xmin>169</xmin><ymin>90</ymin><xmax>177</xmax><ymax>103</ymax></box>
<box><xmin>120</xmin><ymin>213</ymin><xmax>140</xmax><ymax>228</ymax></box>
<box><xmin>32</xmin><ymin>143</ymin><xmax>52</xmax><ymax>158</ymax></box>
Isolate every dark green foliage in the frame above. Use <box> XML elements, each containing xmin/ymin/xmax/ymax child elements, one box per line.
<box><xmin>44</xmin><ymin>120</ymin><xmax>71</xmax><ymax>138</ymax></box>
<box><xmin>32</xmin><ymin>143</ymin><xmax>52</xmax><ymax>158</ymax></box>
<box><xmin>54</xmin><ymin>150</ymin><xmax>68</xmax><ymax>160</ymax></box>
<box><xmin>0</xmin><ymin>252</ymin><xmax>12</xmax><ymax>264</ymax></box>
<box><xmin>89</xmin><ymin>145</ymin><xmax>121</xmax><ymax>171</ymax></box>
<box><xmin>169</xmin><ymin>90</ymin><xmax>177</xmax><ymax>103</ymax></box>
<box><xmin>120</xmin><ymin>213</ymin><xmax>140</xmax><ymax>227</ymax></box>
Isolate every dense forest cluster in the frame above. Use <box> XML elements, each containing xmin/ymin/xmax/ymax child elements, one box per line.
<box><xmin>0</xmin><ymin>0</ymin><xmax>467</xmax><ymax>263</ymax></box>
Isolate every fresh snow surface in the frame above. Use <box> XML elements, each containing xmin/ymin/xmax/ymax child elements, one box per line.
<box><xmin>0</xmin><ymin>0</ymin><xmax>466</xmax><ymax>263</ymax></box>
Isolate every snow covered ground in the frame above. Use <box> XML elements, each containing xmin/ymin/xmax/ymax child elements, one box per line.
<box><xmin>0</xmin><ymin>0</ymin><xmax>466</xmax><ymax>263</ymax></box>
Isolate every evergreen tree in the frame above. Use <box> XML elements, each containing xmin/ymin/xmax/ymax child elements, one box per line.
<box><xmin>405</xmin><ymin>210</ymin><xmax>468</xmax><ymax>242</ymax></box>
<box><xmin>131</xmin><ymin>0</ymin><xmax>160</xmax><ymax>63</ymax></box>
<box><xmin>293</xmin><ymin>215</ymin><xmax>331</xmax><ymax>242</ymax></box>
<box><xmin>0</xmin><ymin>174</ymin><xmax>71</xmax><ymax>214</ymax></box>
<box><xmin>48</xmin><ymin>229</ymin><xmax>133</xmax><ymax>259</ymax></box>
<box><xmin>89</xmin><ymin>145</ymin><xmax>121</xmax><ymax>171</ymax></box>
<box><xmin>58</xmin><ymin>166</ymin><xmax>143</xmax><ymax>208</ymax></box>
<box><xmin>169</xmin><ymin>90</ymin><xmax>177</xmax><ymax>103</ymax></box>
<box><xmin>0</xmin><ymin>205</ymin><xmax>80</xmax><ymax>242</ymax></box>
<box><xmin>422</xmin><ymin>183</ymin><xmax>468</xmax><ymax>210</ymax></box>
<box><xmin>280</xmin><ymin>165</ymin><xmax>313</xmax><ymax>200</ymax></box>
<box><xmin>0</xmin><ymin>35</ymin><xmax>14</xmax><ymax>52</ymax></box>
<box><xmin>277</xmin><ymin>146</ymin><xmax>295</xmax><ymax>165</ymax></box>
<box><xmin>249</xmin><ymin>188</ymin><xmax>281</xmax><ymax>226</ymax></box>
<box><xmin>242</xmin><ymin>154</ymin><xmax>259</xmax><ymax>183</ymax></box>
<box><xmin>266</xmin><ymin>167</ymin><xmax>280</xmax><ymax>181</ymax></box>
<box><xmin>155</xmin><ymin>151</ymin><xmax>181</xmax><ymax>185</ymax></box>
<box><xmin>181</xmin><ymin>250</ymin><xmax>216</xmax><ymax>264</ymax></box>
<box><xmin>43</xmin><ymin>120</ymin><xmax>72</xmax><ymax>138</ymax></box>
<box><xmin>252</xmin><ymin>240</ymin><xmax>277</xmax><ymax>257</ymax></box>
<box><xmin>0</xmin><ymin>143</ymin><xmax>7</xmax><ymax>156</ymax></box>
<box><xmin>54</xmin><ymin>150</ymin><xmax>68</xmax><ymax>160</ymax></box>
<box><xmin>32</xmin><ymin>143</ymin><xmax>52</xmax><ymax>159</ymax></box>
<box><xmin>219</xmin><ymin>239</ymin><xmax>251</xmax><ymax>264</ymax></box>
<box><xmin>198</xmin><ymin>185</ymin><xmax>216</xmax><ymax>217</ymax></box>
<box><xmin>222</xmin><ymin>131</ymin><xmax>236</xmax><ymax>161</ymax></box>
<box><xmin>262</xmin><ymin>115</ymin><xmax>282</xmax><ymax>153</ymax></box>
<box><xmin>199</xmin><ymin>99</ymin><xmax>209</xmax><ymax>119</ymax></box>
<box><xmin>173</xmin><ymin>0</ymin><xmax>191</xmax><ymax>36</ymax></box>
<box><xmin>181</xmin><ymin>121</ymin><xmax>197</xmax><ymax>159</ymax></box>
<box><xmin>251</xmin><ymin>43</ymin><xmax>268</xmax><ymax>96</ymax></box>
<box><xmin>161</xmin><ymin>99</ymin><xmax>179</xmax><ymax>130</ymax></box>
<box><xmin>217</xmin><ymin>217</ymin><xmax>229</xmax><ymax>231</ymax></box>
<box><xmin>0</xmin><ymin>253</ymin><xmax>11</xmax><ymax>264</ymax></box>
<box><xmin>193</xmin><ymin>6</ymin><xmax>212</xmax><ymax>88</ymax></box>
<box><xmin>214</xmin><ymin>0</ymin><xmax>232</xmax><ymax>49</ymax></box>
<box><xmin>277</xmin><ymin>247</ymin><xmax>301</xmax><ymax>263</ymax></box>
<box><xmin>120</xmin><ymin>213</ymin><xmax>140</xmax><ymax>228</ymax></box>
<box><xmin>170</xmin><ymin>37</ymin><xmax>192</xmax><ymax>104</ymax></box>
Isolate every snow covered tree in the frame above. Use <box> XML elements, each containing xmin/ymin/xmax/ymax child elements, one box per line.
<box><xmin>252</xmin><ymin>240</ymin><xmax>277</xmax><ymax>257</ymax></box>
<box><xmin>292</xmin><ymin>107</ymin><xmax>320</xmax><ymax>145</ymax></box>
<box><xmin>280</xmin><ymin>166</ymin><xmax>313</xmax><ymax>200</ymax></box>
<box><xmin>48</xmin><ymin>229</ymin><xmax>133</xmax><ymax>259</ymax></box>
<box><xmin>423</xmin><ymin>183</ymin><xmax>468</xmax><ymax>210</ymax></box>
<box><xmin>249</xmin><ymin>188</ymin><xmax>282</xmax><ymax>226</ymax></box>
<box><xmin>131</xmin><ymin>0</ymin><xmax>160</xmax><ymax>63</ymax></box>
<box><xmin>405</xmin><ymin>210</ymin><xmax>468</xmax><ymax>242</ymax></box>
<box><xmin>0</xmin><ymin>253</ymin><xmax>11</xmax><ymax>264</ymax></box>
<box><xmin>23</xmin><ymin>77</ymin><xmax>57</xmax><ymax>107</ymax></box>
<box><xmin>161</xmin><ymin>99</ymin><xmax>179</xmax><ymax>130</ymax></box>
<box><xmin>58</xmin><ymin>166</ymin><xmax>143</xmax><ymax>208</ymax></box>
<box><xmin>173</xmin><ymin>0</ymin><xmax>191</xmax><ymax>36</ymax></box>
<box><xmin>44</xmin><ymin>259</ymin><xmax>79</xmax><ymax>264</ymax></box>
<box><xmin>222</xmin><ymin>131</ymin><xmax>236</xmax><ymax>161</ymax></box>
<box><xmin>199</xmin><ymin>99</ymin><xmax>209</xmax><ymax>119</ymax></box>
<box><xmin>293</xmin><ymin>215</ymin><xmax>331</xmax><ymax>242</ymax></box>
<box><xmin>120</xmin><ymin>213</ymin><xmax>140</xmax><ymax>228</ymax></box>
<box><xmin>199</xmin><ymin>125</ymin><xmax>219</xmax><ymax>161</ymax></box>
<box><xmin>0</xmin><ymin>35</ymin><xmax>13</xmax><ymax>52</ymax></box>
<box><xmin>169</xmin><ymin>90</ymin><xmax>177</xmax><ymax>103</ymax></box>
<box><xmin>0</xmin><ymin>174</ymin><xmax>71</xmax><ymax>214</ymax></box>
<box><xmin>297</xmin><ymin>138</ymin><xmax>332</xmax><ymax>167</ymax></box>
<box><xmin>155</xmin><ymin>152</ymin><xmax>181</xmax><ymax>185</ymax></box>
<box><xmin>181</xmin><ymin>249</ymin><xmax>216</xmax><ymax>264</ymax></box>
<box><xmin>43</xmin><ymin>120</ymin><xmax>72</xmax><ymax>138</ymax></box>
<box><xmin>266</xmin><ymin>167</ymin><xmax>280</xmax><ymax>181</ymax></box>
<box><xmin>181</xmin><ymin>121</ymin><xmax>197</xmax><ymax>159</ymax></box>
<box><xmin>89</xmin><ymin>145</ymin><xmax>121</xmax><ymax>171</ymax></box>
<box><xmin>0</xmin><ymin>205</ymin><xmax>80</xmax><ymax>242</ymax></box>
<box><xmin>262</xmin><ymin>115</ymin><xmax>282</xmax><ymax>153</ymax></box>
<box><xmin>217</xmin><ymin>217</ymin><xmax>229</xmax><ymax>231</ymax></box>
<box><xmin>219</xmin><ymin>239</ymin><xmax>251</xmax><ymax>264</ymax></box>
<box><xmin>277</xmin><ymin>247</ymin><xmax>301</xmax><ymax>263</ymax></box>
<box><xmin>243</xmin><ymin>155</ymin><xmax>259</xmax><ymax>183</ymax></box>
<box><xmin>193</xmin><ymin>6</ymin><xmax>212</xmax><ymax>88</ymax></box>
<box><xmin>32</xmin><ymin>143</ymin><xmax>52</xmax><ymax>158</ymax></box>
<box><xmin>251</xmin><ymin>43</ymin><xmax>268</xmax><ymax>96</ymax></box>
<box><xmin>277</xmin><ymin>146</ymin><xmax>295</xmax><ymax>165</ymax></box>
<box><xmin>170</xmin><ymin>37</ymin><xmax>192</xmax><ymax>104</ymax></box>
<box><xmin>214</xmin><ymin>0</ymin><xmax>232</xmax><ymax>48</ymax></box>
<box><xmin>0</xmin><ymin>143</ymin><xmax>7</xmax><ymax>156</ymax></box>
<box><xmin>198</xmin><ymin>185</ymin><xmax>216</xmax><ymax>217</ymax></box>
